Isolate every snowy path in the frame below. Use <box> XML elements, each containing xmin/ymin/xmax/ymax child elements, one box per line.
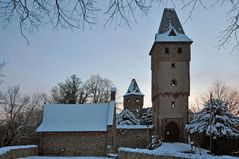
<box><xmin>119</xmin><ymin>142</ymin><xmax>238</xmax><ymax>159</ymax></box>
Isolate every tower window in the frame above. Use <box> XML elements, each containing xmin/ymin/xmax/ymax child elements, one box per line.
<box><xmin>171</xmin><ymin>101</ymin><xmax>175</xmax><ymax>109</ymax></box>
<box><xmin>171</xmin><ymin>63</ymin><xmax>175</xmax><ymax>68</ymax></box>
<box><xmin>136</xmin><ymin>98</ymin><xmax>139</xmax><ymax>103</ymax></box>
<box><xmin>127</xmin><ymin>98</ymin><xmax>130</xmax><ymax>103</ymax></box>
<box><xmin>178</xmin><ymin>48</ymin><xmax>182</xmax><ymax>54</ymax></box>
<box><xmin>170</xmin><ymin>79</ymin><xmax>177</xmax><ymax>86</ymax></box>
<box><xmin>165</xmin><ymin>47</ymin><xmax>169</xmax><ymax>54</ymax></box>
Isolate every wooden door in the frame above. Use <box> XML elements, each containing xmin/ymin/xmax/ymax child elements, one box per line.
<box><xmin>165</xmin><ymin>122</ymin><xmax>179</xmax><ymax>142</ymax></box>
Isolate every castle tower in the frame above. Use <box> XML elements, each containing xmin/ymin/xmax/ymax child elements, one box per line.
<box><xmin>149</xmin><ymin>8</ymin><xmax>193</xmax><ymax>142</ymax></box>
<box><xmin>123</xmin><ymin>79</ymin><xmax>144</xmax><ymax>112</ymax></box>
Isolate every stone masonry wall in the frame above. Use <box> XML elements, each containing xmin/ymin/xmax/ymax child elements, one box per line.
<box><xmin>116</xmin><ymin>127</ymin><xmax>153</xmax><ymax>150</ymax></box>
<box><xmin>39</xmin><ymin>132</ymin><xmax>108</xmax><ymax>156</ymax></box>
<box><xmin>0</xmin><ymin>146</ymin><xmax>38</xmax><ymax>159</ymax></box>
<box><xmin>118</xmin><ymin>149</ymin><xmax>188</xmax><ymax>159</ymax></box>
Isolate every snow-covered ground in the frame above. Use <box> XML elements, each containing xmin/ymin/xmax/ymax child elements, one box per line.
<box><xmin>18</xmin><ymin>157</ymin><xmax>107</xmax><ymax>159</ymax></box>
<box><xmin>119</xmin><ymin>142</ymin><xmax>238</xmax><ymax>159</ymax></box>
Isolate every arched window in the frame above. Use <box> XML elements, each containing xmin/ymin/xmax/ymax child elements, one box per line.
<box><xmin>171</xmin><ymin>101</ymin><xmax>175</xmax><ymax>109</ymax></box>
<box><xmin>170</xmin><ymin>79</ymin><xmax>177</xmax><ymax>86</ymax></box>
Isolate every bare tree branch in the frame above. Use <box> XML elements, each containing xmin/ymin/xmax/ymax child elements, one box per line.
<box><xmin>0</xmin><ymin>86</ymin><xmax>44</xmax><ymax>146</ymax></box>
<box><xmin>192</xmin><ymin>80</ymin><xmax>239</xmax><ymax>116</ymax></box>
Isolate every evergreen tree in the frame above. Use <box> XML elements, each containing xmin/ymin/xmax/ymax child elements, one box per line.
<box><xmin>117</xmin><ymin>109</ymin><xmax>140</xmax><ymax>125</ymax></box>
<box><xmin>141</xmin><ymin>108</ymin><xmax>153</xmax><ymax>125</ymax></box>
<box><xmin>186</xmin><ymin>98</ymin><xmax>239</xmax><ymax>139</ymax></box>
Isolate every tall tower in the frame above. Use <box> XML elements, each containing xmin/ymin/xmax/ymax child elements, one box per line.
<box><xmin>123</xmin><ymin>79</ymin><xmax>144</xmax><ymax>112</ymax></box>
<box><xmin>149</xmin><ymin>8</ymin><xmax>193</xmax><ymax>142</ymax></box>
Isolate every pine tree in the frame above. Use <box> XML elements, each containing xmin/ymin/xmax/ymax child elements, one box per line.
<box><xmin>116</xmin><ymin>109</ymin><xmax>140</xmax><ymax>125</ymax></box>
<box><xmin>186</xmin><ymin>98</ymin><xmax>239</xmax><ymax>139</ymax></box>
<box><xmin>141</xmin><ymin>108</ymin><xmax>153</xmax><ymax>125</ymax></box>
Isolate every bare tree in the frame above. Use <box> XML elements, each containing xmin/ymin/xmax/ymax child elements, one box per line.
<box><xmin>86</xmin><ymin>74</ymin><xmax>113</xmax><ymax>103</ymax></box>
<box><xmin>1</xmin><ymin>1</ymin><xmax>239</xmax><ymax>49</ymax></box>
<box><xmin>51</xmin><ymin>74</ymin><xmax>113</xmax><ymax>104</ymax></box>
<box><xmin>192</xmin><ymin>80</ymin><xmax>239</xmax><ymax>116</ymax></box>
<box><xmin>0</xmin><ymin>0</ymin><xmax>151</xmax><ymax>44</ymax></box>
<box><xmin>179</xmin><ymin>0</ymin><xmax>239</xmax><ymax>51</ymax></box>
<box><xmin>0</xmin><ymin>86</ymin><xmax>43</xmax><ymax>146</ymax></box>
<box><xmin>0</xmin><ymin>86</ymin><xmax>29</xmax><ymax>146</ymax></box>
<box><xmin>51</xmin><ymin>74</ymin><xmax>90</xmax><ymax>104</ymax></box>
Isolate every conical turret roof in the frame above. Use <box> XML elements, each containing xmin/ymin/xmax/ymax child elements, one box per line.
<box><xmin>123</xmin><ymin>79</ymin><xmax>144</xmax><ymax>97</ymax></box>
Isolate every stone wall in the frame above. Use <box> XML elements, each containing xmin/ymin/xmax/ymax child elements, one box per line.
<box><xmin>116</xmin><ymin>126</ymin><xmax>153</xmax><ymax>149</ymax></box>
<box><xmin>39</xmin><ymin>132</ymin><xmax>109</xmax><ymax>156</ymax></box>
<box><xmin>0</xmin><ymin>146</ymin><xmax>38</xmax><ymax>159</ymax></box>
<box><xmin>118</xmin><ymin>149</ymin><xmax>188</xmax><ymax>159</ymax></box>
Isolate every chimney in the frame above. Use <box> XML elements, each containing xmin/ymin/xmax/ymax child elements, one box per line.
<box><xmin>111</xmin><ymin>87</ymin><xmax>116</xmax><ymax>101</ymax></box>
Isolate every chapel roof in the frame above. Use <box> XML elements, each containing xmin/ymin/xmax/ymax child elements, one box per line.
<box><xmin>36</xmin><ymin>102</ymin><xmax>115</xmax><ymax>132</ymax></box>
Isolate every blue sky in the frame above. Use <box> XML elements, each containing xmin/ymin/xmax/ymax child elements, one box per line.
<box><xmin>1</xmin><ymin>3</ymin><xmax>239</xmax><ymax>109</ymax></box>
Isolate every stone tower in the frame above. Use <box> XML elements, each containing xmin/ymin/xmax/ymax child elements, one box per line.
<box><xmin>149</xmin><ymin>8</ymin><xmax>193</xmax><ymax>142</ymax></box>
<box><xmin>123</xmin><ymin>79</ymin><xmax>144</xmax><ymax>112</ymax></box>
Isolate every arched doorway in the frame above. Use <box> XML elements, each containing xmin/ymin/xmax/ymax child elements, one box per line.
<box><xmin>165</xmin><ymin>122</ymin><xmax>179</xmax><ymax>142</ymax></box>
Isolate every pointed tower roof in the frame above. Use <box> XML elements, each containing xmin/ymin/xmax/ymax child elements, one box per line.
<box><xmin>154</xmin><ymin>8</ymin><xmax>192</xmax><ymax>44</ymax></box>
<box><xmin>158</xmin><ymin>8</ymin><xmax>184</xmax><ymax>34</ymax></box>
<box><xmin>123</xmin><ymin>79</ymin><xmax>144</xmax><ymax>97</ymax></box>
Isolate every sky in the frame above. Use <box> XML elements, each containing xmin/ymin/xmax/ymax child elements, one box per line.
<box><xmin>1</xmin><ymin>2</ymin><xmax>239</xmax><ymax>109</ymax></box>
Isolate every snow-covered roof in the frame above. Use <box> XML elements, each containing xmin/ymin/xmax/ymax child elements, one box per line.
<box><xmin>155</xmin><ymin>8</ymin><xmax>192</xmax><ymax>43</ymax></box>
<box><xmin>36</xmin><ymin>102</ymin><xmax>115</xmax><ymax>132</ymax></box>
<box><xmin>149</xmin><ymin>8</ymin><xmax>193</xmax><ymax>55</ymax></box>
<box><xmin>155</xmin><ymin>27</ymin><xmax>192</xmax><ymax>43</ymax></box>
<box><xmin>123</xmin><ymin>79</ymin><xmax>144</xmax><ymax>97</ymax></box>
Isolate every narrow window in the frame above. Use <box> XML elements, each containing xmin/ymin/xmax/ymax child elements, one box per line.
<box><xmin>170</xmin><ymin>79</ymin><xmax>177</xmax><ymax>87</ymax></box>
<box><xmin>165</xmin><ymin>47</ymin><xmax>169</xmax><ymax>54</ymax></box>
<box><xmin>178</xmin><ymin>48</ymin><xmax>182</xmax><ymax>54</ymax></box>
<box><xmin>171</xmin><ymin>101</ymin><xmax>175</xmax><ymax>109</ymax></box>
<box><xmin>127</xmin><ymin>98</ymin><xmax>130</xmax><ymax>103</ymax></box>
<box><xmin>171</xmin><ymin>63</ymin><xmax>175</xmax><ymax>68</ymax></box>
<box><xmin>136</xmin><ymin>98</ymin><xmax>139</xmax><ymax>103</ymax></box>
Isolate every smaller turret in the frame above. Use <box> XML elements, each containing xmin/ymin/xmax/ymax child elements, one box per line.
<box><xmin>123</xmin><ymin>79</ymin><xmax>144</xmax><ymax>112</ymax></box>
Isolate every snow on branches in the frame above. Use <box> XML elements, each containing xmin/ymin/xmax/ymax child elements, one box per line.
<box><xmin>117</xmin><ymin>109</ymin><xmax>140</xmax><ymax>125</ymax></box>
<box><xmin>141</xmin><ymin>108</ymin><xmax>152</xmax><ymax>125</ymax></box>
<box><xmin>186</xmin><ymin>98</ymin><xmax>239</xmax><ymax>139</ymax></box>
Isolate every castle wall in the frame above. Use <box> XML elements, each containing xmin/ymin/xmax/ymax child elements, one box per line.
<box><xmin>38</xmin><ymin>132</ymin><xmax>109</xmax><ymax>156</ymax></box>
<box><xmin>116</xmin><ymin>126</ymin><xmax>153</xmax><ymax>149</ymax></box>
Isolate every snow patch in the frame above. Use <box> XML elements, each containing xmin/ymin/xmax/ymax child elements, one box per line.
<box><xmin>117</xmin><ymin>125</ymin><xmax>153</xmax><ymax>129</ymax></box>
<box><xmin>119</xmin><ymin>142</ymin><xmax>238</xmax><ymax>159</ymax></box>
<box><xmin>155</xmin><ymin>27</ymin><xmax>192</xmax><ymax>42</ymax></box>
<box><xmin>0</xmin><ymin>145</ymin><xmax>37</xmax><ymax>155</ymax></box>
